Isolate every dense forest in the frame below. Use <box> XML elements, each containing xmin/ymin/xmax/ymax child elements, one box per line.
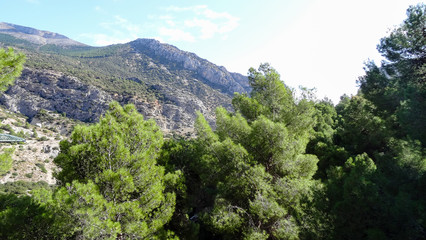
<box><xmin>0</xmin><ymin>4</ymin><xmax>424</xmax><ymax>240</ymax></box>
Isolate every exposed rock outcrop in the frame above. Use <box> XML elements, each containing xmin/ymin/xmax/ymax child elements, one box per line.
<box><xmin>1</xmin><ymin>68</ymin><xmax>111</xmax><ymax>122</ymax></box>
<box><xmin>0</xmin><ymin>68</ymin><xmax>219</xmax><ymax>135</ymax></box>
<box><xmin>130</xmin><ymin>39</ymin><xmax>250</xmax><ymax>95</ymax></box>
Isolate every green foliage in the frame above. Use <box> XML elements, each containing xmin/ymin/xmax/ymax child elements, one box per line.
<box><xmin>157</xmin><ymin>64</ymin><xmax>323</xmax><ymax>239</ymax></box>
<box><xmin>0</xmin><ymin>33</ymin><xmax>35</xmax><ymax>47</ymax></box>
<box><xmin>35</xmin><ymin>163</ymin><xmax>47</xmax><ymax>173</ymax></box>
<box><xmin>326</xmin><ymin>154</ymin><xmax>383</xmax><ymax>239</ymax></box>
<box><xmin>335</xmin><ymin>96</ymin><xmax>389</xmax><ymax>155</ymax></box>
<box><xmin>50</xmin><ymin>101</ymin><xmax>176</xmax><ymax>239</ymax></box>
<box><xmin>0</xmin><ymin>181</ymin><xmax>55</xmax><ymax>239</ymax></box>
<box><xmin>36</xmin><ymin>136</ymin><xmax>48</xmax><ymax>141</ymax></box>
<box><xmin>0</xmin><ymin>5</ymin><xmax>422</xmax><ymax>240</ymax></box>
<box><xmin>323</xmin><ymin>147</ymin><xmax>425</xmax><ymax>240</ymax></box>
<box><xmin>0</xmin><ymin>124</ymin><xmax>13</xmax><ymax>133</ymax></box>
<box><xmin>246</xmin><ymin>64</ymin><xmax>293</xmax><ymax>122</ymax></box>
<box><xmin>377</xmin><ymin>4</ymin><xmax>425</xmax><ymax>63</ymax></box>
<box><xmin>185</xmin><ymin>64</ymin><xmax>321</xmax><ymax>239</ymax></box>
<box><xmin>0</xmin><ymin>181</ymin><xmax>50</xmax><ymax>195</ymax></box>
<box><xmin>306</xmin><ymin>99</ymin><xmax>349</xmax><ymax>179</ymax></box>
<box><xmin>0</xmin><ymin>148</ymin><xmax>14</xmax><ymax>175</ymax></box>
<box><xmin>0</xmin><ymin>47</ymin><xmax>25</xmax><ymax>91</ymax></box>
<box><xmin>0</xmin><ymin>193</ymin><xmax>57</xmax><ymax>239</ymax></box>
<box><xmin>157</xmin><ymin>138</ymin><xmax>202</xmax><ymax>239</ymax></box>
<box><xmin>358</xmin><ymin>3</ymin><xmax>426</xmax><ymax>145</ymax></box>
<box><xmin>315</xmin><ymin>5</ymin><xmax>426</xmax><ymax>239</ymax></box>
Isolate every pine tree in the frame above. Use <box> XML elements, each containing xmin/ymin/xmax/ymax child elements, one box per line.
<box><xmin>44</xmin><ymin>102</ymin><xmax>176</xmax><ymax>239</ymax></box>
<box><xmin>0</xmin><ymin>47</ymin><xmax>25</xmax><ymax>91</ymax></box>
<box><xmin>192</xmin><ymin>64</ymin><xmax>322</xmax><ymax>239</ymax></box>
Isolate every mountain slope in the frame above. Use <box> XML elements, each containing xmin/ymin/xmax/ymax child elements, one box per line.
<box><xmin>0</xmin><ymin>23</ymin><xmax>249</xmax><ymax>135</ymax></box>
<box><xmin>0</xmin><ymin>22</ymin><xmax>86</xmax><ymax>46</ymax></box>
<box><xmin>0</xmin><ymin>106</ymin><xmax>79</xmax><ymax>185</ymax></box>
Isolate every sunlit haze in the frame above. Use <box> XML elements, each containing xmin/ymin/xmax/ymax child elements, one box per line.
<box><xmin>1</xmin><ymin>0</ymin><xmax>421</xmax><ymax>103</ymax></box>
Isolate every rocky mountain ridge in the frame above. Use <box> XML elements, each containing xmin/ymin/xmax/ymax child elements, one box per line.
<box><xmin>0</xmin><ymin>23</ymin><xmax>250</xmax><ymax>135</ymax></box>
<box><xmin>130</xmin><ymin>39</ymin><xmax>249</xmax><ymax>95</ymax></box>
<box><xmin>0</xmin><ymin>22</ymin><xmax>86</xmax><ymax>46</ymax></box>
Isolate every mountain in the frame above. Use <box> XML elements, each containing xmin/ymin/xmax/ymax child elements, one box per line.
<box><xmin>0</xmin><ymin>22</ymin><xmax>86</xmax><ymax>46</ymax></box>
<box><xmin>0</xmin><ymin>23</ymin><xmax>250</xmax><ymax>136</ymax></box>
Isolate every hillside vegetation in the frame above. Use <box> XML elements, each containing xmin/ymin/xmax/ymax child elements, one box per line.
<box><xmin>0</xmin><ymin>4</ymin><xmax>424</xmax><ymax>240</ymax></box>
<box><xmin>0</xmin><ymin>106</ymin><xmax>81</xmax><ymax>185</ymax></box>
<box><xmin>0</xmin><ymin>25</ymin><xmax>249</xmax><ymax>135</ymax></box>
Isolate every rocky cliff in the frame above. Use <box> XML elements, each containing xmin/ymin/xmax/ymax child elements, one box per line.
<box><xmin>130</xmin><ymin>39</ymin><xmax>250</xmax><ymax>95</ymax></box>
<box><xmin>1</xmin><ymin>67</ymin><xmax>220</xmax><ymax>136</ymax></box>
<box><xmin>1</xmin><ymin>68</ymin><xmax>111</xmax><ymax>122</ymax></box>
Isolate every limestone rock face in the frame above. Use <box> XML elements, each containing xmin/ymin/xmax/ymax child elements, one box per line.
<box><xmin>0</xmin><ymin>68</ymin><xmax>220</xmax><ymax>135</ymax></box>
<box><xmin>130</xmin><ymin>39</ymin><xmax>250</xmax><ymax>95</ymax></box>
<box><xmin>1</xmin><ymin>68</ymin><xmax>111</xmax><ymax>122</ymax></box>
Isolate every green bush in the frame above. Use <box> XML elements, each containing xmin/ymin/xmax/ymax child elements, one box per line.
<box><xmin>35</xmin><ymin>163</ymin><xmax>47</xmax><ymax>173</ymax></box>
<box><xmin>12</xmin><ymin>121</ymin><xmax>22</xmax><ymax>127</ymax></box>
<box><xmin>37</xmin><ymin>136</ymin><xmax>48</xmax><ymax>141</ymax></box>
<box><xmin>31</xmin><ymin>129</ymin><xmax>38</xmax><ymax>138</ymax></box>
<box><xmin>0</xmin><ymin>148</ymin><xmax>14</xmax><ymax>175</ymax></box>
<box><xmin>0</xmin><ymin>124</ymin><xmax>14</xmax><ymax>135</ymax></box>
<box><xmin>0</xmin><ymin>180</ymin><xmax>50</xmax><ymax>195</ymax></box>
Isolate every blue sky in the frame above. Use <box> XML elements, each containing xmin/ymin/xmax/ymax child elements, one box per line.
<box><xmin>0</xmin><ymin>0</ymin><xmax>421</xmax><ymax>103</ymax></box>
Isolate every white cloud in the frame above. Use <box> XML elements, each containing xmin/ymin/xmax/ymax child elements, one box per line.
<box><xmin>166</xmin><ymin>5</ymin><xmax>207</xmax><ymax>12</ymax></box>
<box><xmin>94</xmin><ymin>6</ymin><xmax>107</xmax><ymax>14</ymax></box>
<box><xmin>158</xmin><ymin>27</ymin><xmax>195</xmax><ymax>42</ymax></box>
<box><xmin>202</xmin><ymin>8</ymin><xmax>227</xmax><ymax>19</ymax></box>
<box><xmin>153</xmin><ymin>36</ymin><xmax>165</xmax><ymax>43</ymax></box>
<box><xmin>79</xmin><ymin>33</ymin><xmax>132</xmax><ymax>46</ymax></box>
<box><xmin>166</xmin><ymin>20</ymin><xmax>176</xmax><ymax>27</ymax></box>
<box><xmin>158</xmin><ymin>5</ymin><xmax>240</xmax><ymax>42</ymax></box>
<box><xmin>80</xmin><ymin>15</ymin><xmax>144</xmax><ymax>46</ymax></box>
<box><xmin>100</xmin><ymin>15</ymin><xmax>142</xmax><ymax>34</ymax></box>
<box><xmin>184</xmin><ymin>18</ymin><xmax>218</xmax><ymax>39</ymax></box>
<box><xmin>81</xmin><ymin>5</ymin><xmax>239</xmax><ymax>45</ymax></box>
<box><xmin>159</xmin><ymin>16</ymin><xmax>176</xmax><ymax>27</ymax></box>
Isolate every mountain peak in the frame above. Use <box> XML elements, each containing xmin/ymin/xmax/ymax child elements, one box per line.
<box><xmin>0</xmin><ymin>22</ymin><xmax>86</xmax><ymax>46</ymax></box>
<box><xmin>133</xmin><ymin>38</ymin><xmax>160</xmax><ymax>44</ymax></box>
<box><xmin>129</xmin><ymin>38</ymin><xmax>250</xmax><ymax>95</ymax></box>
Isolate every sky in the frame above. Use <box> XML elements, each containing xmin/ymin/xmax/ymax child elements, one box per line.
<box><xmin>0</xmin><ymin>0</ymin><xmax>421</xmax><ymax>103</ymax></box>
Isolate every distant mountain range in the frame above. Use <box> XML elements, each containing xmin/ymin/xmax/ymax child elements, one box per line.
<box><xmin>0</xmin><ymin>22</ymin><xmax>250</xmax><ymax>135</ymax></box>
<box><xmin>0</xmin><ymin>22</ymin><xmax>86</xmax><ymax>46</ymax></box>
